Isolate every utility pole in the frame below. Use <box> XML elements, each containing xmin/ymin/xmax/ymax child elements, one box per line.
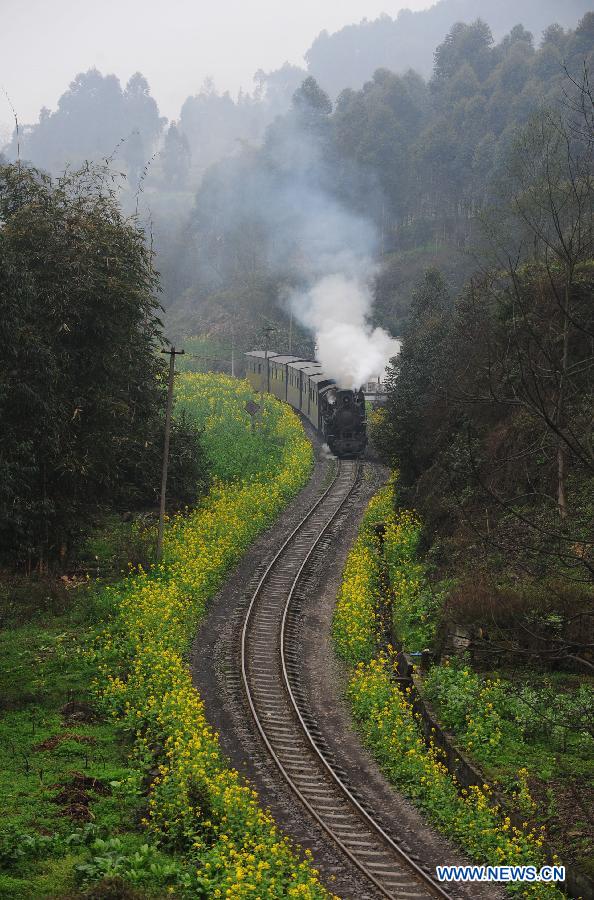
<box><xmin>263</xmin><ymin>325</ymin><xmax>275</xmax><ymax>394</ymax></box>
<box><xmin>157</xmin><ymin>346</ymin><xmax>185</xmax><ymax>562</ymax></box>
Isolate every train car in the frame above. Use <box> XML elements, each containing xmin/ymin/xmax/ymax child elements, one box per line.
<box><xmin>245</xmin><ymin>350</ymin><xmax>277</xmax><ymax>394</ymax></box>
<box><xmin>307</xmin><ymin>371</ymin><xmax>334</xmax><ymax>430</ymax></box>
<box><xmin>286</xmin><ymin>360</ymin><xmax>321</xmax><ymax>416</ymax></box>
<box><xmin>245</xmin><ymin>350</ymin><xmax>367</xmax><ymax>458</ymax></box>
<box><xmin>269</xmin><ymin>355</ymin><xmax>307</xmax><ymax>403</ymax></box>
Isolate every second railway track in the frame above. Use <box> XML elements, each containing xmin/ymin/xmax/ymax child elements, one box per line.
<box><xmin>240</xmin><ymin>458</ymin><xmax>451</xmax><ymax>900</ymax></box>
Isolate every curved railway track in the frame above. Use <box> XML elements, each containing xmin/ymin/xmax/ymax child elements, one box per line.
<box><xmin>241</xmin><ymin>459</ymin><xmax>451</xmax><ymax>899</ymax></box>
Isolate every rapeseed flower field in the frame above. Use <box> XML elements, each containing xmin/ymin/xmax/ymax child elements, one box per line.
<box><xmin>335</xmin><ymin>479</ymin><xmax>564</xmax><ymax>899</ymax></box>
<box><xmin>95</xmin><ymin>374</ymin><xmax>334</xmax><ymax>897</ymax></box>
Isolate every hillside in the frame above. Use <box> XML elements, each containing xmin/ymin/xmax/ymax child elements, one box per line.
<box><xmin>305</xmin><ymin>0</ymin><xmax>593</xmax><ymax>95</ymax></box>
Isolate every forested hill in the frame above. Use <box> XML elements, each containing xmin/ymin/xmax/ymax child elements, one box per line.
<box><xmin>4</xmin><ymin>8</ymin><xmax>592</xmax><ymax>352</ymax></box>
<box><xmin>164</xmin><ymin>14</ymin><xmax>594</xmax><ymax>346</ymax></box>
<box><xmin>3</xmin><ymin>0</ymin><xmax>589</xmax><ymax>192</ymax></box>
<box><xmin>305</xmin><ymin>0</ymin><xmax>592</xmax><ymax>95</ymax></box>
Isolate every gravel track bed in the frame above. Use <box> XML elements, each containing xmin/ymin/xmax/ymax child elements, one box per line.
<box><xmin>190</xmin><ymin>424</ymin><xmax>505</xmax><ymax>899</ymax></box>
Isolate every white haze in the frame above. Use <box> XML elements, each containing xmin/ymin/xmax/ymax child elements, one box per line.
<box><xmin>261</xmin><ymin>127</ymin><xmax>401</xmax><ymax>389</ymax></box>
<box><xmin>291</xmin><ymin>274</ymin><xmax>400</xmax><ymax>388</ymax></box>
<box><xmin>0</xmin><ymin>0</ymin><xmax>432</xmax><ymax>128</ymax></box>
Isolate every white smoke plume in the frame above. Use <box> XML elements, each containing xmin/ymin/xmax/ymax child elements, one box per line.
<box><xmin>291</xmin><ymin>273</ymin><xmax>400</xmax><ymax>388</ymax></box>
<box><xmin>260</xmin><ymin>125</ymin><xmax>401</xmax><ymax>388</ymax></box>
<box><xmin>191</xmin><ymin>102</ymin><xmax>401</xmax><ymax>382</ymax></box>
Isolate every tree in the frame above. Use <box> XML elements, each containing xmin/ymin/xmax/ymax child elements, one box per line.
<box><xmin>432</xmin><ymin>20</ymin><xmax>494</xmax><ymax>92</ymax></box>
<box><xmin>0</xmin><ymin>162</ymin><xmax>205</xmax><ymax>568</ymax></box>
<box><xmin>376</xmin><ymin>269</ymin><xmax>452</xmax><ymax>483</ymax></box>
<box><xmin>488</xmin><ymin>102</ymin><xmax>594</xmax><ymax>521</ymax></box>
<box><xmin>374</xmin><ymin>71</ymin><xmax>594</xmax><ymax>592</ymax></box>
<box><xmin>161</xmin><ymin>123</ymin><xmax>191</xmax><ymax>188</ymax></box>
<box><xmin>291</xmin><ymin>77</ymin><xmax>333</xmax><ymax>134</ymax></box>
<box><xmin>3</xmin><ymin>70</ymin><xmax>164</xmax><ymax>181</ymax></box>
<box><xmin>254</xmin><ymin>63</ymin><xmax>307</xmax><ymax>116</ymax></box>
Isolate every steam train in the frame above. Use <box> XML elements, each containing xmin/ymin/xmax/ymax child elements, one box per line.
<box><xmin>245</xmin><ymin>351</ymin><xmax>367</xmax><ymax>458</ymax></box>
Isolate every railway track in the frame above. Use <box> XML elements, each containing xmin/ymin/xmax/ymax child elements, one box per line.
<box><xmin>241</xmin><ymin>459</ymin><xmax>451</xmax><ymax>899</ymax></box>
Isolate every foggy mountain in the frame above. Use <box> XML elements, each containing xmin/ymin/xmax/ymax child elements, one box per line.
<box><xmin>305</xmin><ymin>0</ymin><xmax>593</xmax><ymax>95</ymax></box>
<box><xmin>3</xmin><ymin>0</ymin><xmax>589</xmax><ymax>187</ymax></box>
<box><xmin>2</xmin><ymin>1</ymin><xmax>591</xmax><ymax>380</ymax></box>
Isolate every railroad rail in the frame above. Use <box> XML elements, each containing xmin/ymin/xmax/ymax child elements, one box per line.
<box><xmin>241</xmin><ymin>459</ymin><xmax>451</xmax><ymax>899</ymax></box>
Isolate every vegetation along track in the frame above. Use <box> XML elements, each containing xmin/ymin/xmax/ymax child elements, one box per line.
<box><xmin>241</xmin><ymin>459</ymin><xmax>450</xmax><ymax>900</ymax></box>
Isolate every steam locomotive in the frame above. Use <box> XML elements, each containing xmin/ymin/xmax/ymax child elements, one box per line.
<box><xmin>245</xmin><ymin>351</ymin><xmax>367</xmax><ymax>458</ymax></box>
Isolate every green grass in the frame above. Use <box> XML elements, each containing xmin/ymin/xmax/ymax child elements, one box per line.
<box><xmin>176</xmin><ymin>335</ymin><xmax>232</xmax><ymax>374</ymax></box>
<box><xmin>0</xmin><ymin>578</ymin><xmax>193</xmax><ymax>899</ymax></box>
<box><xmin>0</xmin><ymin>374</ymin><xmax>317</xmax><ymax>898</ymax></box>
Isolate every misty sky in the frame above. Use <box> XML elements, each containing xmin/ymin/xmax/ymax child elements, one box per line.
<box><xmin>1</xmin><ymin>0</ymin><xmax>432</xmax><ymax>135</ymax></box>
